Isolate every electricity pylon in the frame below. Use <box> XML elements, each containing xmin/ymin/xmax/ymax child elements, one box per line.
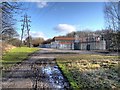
<box><xmin>20</xmin><ymin>13</ymin><xmax>31</xmax><ymax>47</ymax></box>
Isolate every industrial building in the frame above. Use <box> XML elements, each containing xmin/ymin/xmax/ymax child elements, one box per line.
<box><xmin>42</xmin><ymin>35</ymin><xmax>106</xmax><ymax>50</ymax></box>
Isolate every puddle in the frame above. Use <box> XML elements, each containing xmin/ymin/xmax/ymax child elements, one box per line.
<box><xmin>32</xmin><ymin>61</ymin><xmax>70</xmax><ymax>89</ymax></box>
<box><xmin>41</xmin><ymin>65</ymin><xmax>69</xmax><ymax>89</ymax></box>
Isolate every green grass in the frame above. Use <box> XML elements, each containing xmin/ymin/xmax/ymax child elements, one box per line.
<box><xmin>1</xmin><ymin>47</ymin><xmax>39</xmax><ymax>69</ymax></box>
<box><xmin>57</xmin><ymin>63</ymin><xmax>80</xmax><ymax>89</ymax></box>
<box><xmin>57</xmin><ymin>54</ymin><xmax>119</xmax><ymax>90</ymax></box>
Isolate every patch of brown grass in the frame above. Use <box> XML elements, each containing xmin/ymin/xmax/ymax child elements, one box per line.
<box><xmin>0</xmin><ymin>41</ymin><xmax>16</xmax><ymax>55</ymax></box>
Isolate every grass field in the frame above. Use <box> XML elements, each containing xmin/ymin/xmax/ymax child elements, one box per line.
<box><xmin>1</xmin><ymin>47</ymin><xmax>39</xmax><ymax>69</ymax></box>
<box><xmin>57</xmin><ymin>54</ymin><xmax>120</xmax><ymax>90</ymax></box>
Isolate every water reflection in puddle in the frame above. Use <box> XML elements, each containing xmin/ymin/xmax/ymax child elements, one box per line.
<box><xmin>40</xmin><ymin>64</ymin><xmax>69</xmax><ymax>89</ymax></box>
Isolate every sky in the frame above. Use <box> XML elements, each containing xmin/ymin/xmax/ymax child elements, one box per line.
<box><xmin>16</xmin><ymin>2</ymin><xmax>105</xmax><ymax>40</ymax></box>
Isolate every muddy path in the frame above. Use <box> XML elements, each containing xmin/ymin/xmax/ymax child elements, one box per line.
<box><xmin>2</xmin><ymin>49</ymin><xmax>71</xmax><ymax>89</ymax></box>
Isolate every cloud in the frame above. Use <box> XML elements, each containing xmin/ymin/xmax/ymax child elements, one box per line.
<box><xmin>23</xmin><ymin>0</ymin><xmax>48</xmax><ymax>8</ymax></box>
<box><xmin>36</xmin><ymin>1</ymin><xmax>48</xmax><ymax>8</ymax></box>
<box><xmin>54</xmin><ymin>24</ymin><xmax>76</xmax><ymax>33</ymax></box>
<box><xmin>30</xmin><ymin>31</ymin><xmax>47</xmax><ymax>40</ymax></box>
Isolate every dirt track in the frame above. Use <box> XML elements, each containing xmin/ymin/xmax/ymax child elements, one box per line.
<box><xmin>2</xmin><ymin>48</ymin><xmax>71</xmax><ymax>89</ymax></box>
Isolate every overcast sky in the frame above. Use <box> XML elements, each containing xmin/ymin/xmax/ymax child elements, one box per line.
<box><xmin>16</xmin><ymin>2</ymin><xmax>105</xmax><ymax>40</ymax></box>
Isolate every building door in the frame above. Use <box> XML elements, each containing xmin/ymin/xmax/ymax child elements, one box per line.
<box><xmin>86</xmin><ymin>44</ymin><xmax>90</xmax><ymax>50</ymax></box>
<box><xmin>74</xmin><ymin>42</ymin><xmax>80</xmax><ymax>50</ymax></box>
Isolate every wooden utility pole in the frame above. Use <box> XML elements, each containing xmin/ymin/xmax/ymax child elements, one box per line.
<box><xmin>20</xmin><ymin>13</ymin><xmax>31</xmax><ymax>47</ymax></box>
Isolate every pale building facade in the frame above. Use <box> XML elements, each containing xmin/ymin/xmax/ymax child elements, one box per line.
<box><xmin>43</xmin><ymin>36</ymin><xmax>106</xmax><ymax>50</ymax></box>
<box><xmin>51</xmin><ymin>37</ymin><xmax>74</xmax><ymax>50</ymax></box>
<box><xmin>50</xmin><ymin>36</ymin><xmax>106</xmax><ymax>50</ymax></box>
<box><xmin>75</xmin><ymin>40</ymin><xmax>106</xmax><ymax>50</ymax></box>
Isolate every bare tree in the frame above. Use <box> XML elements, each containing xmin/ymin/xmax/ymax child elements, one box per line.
<box><xmin>1</xmin><ymin>2</ymin><xmax>23</xmax><ymax>41</ymax></box>
<box><xmin>104</xmin><ymin>2</ymin><xmax>119</xmax><ymax>30</ymax></box>
<box><xmin>104</xmin><ymin>1</ymin><xmax>120</xmax><ymax>51</ymax></box>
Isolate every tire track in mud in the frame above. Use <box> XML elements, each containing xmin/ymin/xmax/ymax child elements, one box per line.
<box><xmin>2</xmin><ymin>50</ymin><xmax>71</xmax><ymax>89</ymax></box>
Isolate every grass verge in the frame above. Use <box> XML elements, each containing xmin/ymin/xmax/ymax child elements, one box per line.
<box><xmin>1</xmin><ymin>47</ymin><xmax>39</xmax><ymax>69</ymax></box>
<box><xmin>57</xmin><ymin>62</ymin><xmax>80</xmax><ymax>89</ymax></box>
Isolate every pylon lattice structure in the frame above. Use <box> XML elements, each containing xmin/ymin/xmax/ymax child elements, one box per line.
<box><xmin>20</xmin><ymin>13</ymin><xmax>31</xmax><ymax>47</ymax></box>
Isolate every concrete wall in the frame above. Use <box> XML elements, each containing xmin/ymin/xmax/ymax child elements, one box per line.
<box><xmin>80</xmin><ymin>43</ymin><xmax>87</xmax><ymax>50</ymax></box>
<box><xmin>98</xmin><ymin>40</ymin><xmax>106</xmax><ymax>50</ymax></box>
<box><xmin>59</xmin><ymin>44</ymin><xmax>72</xmax><ymax>50</ymax></box>
<box><xmin>51</xmin><ymin>41</ymin><xmax>60</xmax><ymax>49</ymax></box>
<box><xmin>50</xmin><ymin>39</ymin><xmax>106</xmax><ymax>50</ymax></box>
<box><xmin>51</xmin><ymin>41</ymin><xmax>73</xmax><ymax>50</ymax></box>
<box><xmin>78</xmin><ymin>40</ymin><xmax>106</xmax><ymax>50</ymax></box>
